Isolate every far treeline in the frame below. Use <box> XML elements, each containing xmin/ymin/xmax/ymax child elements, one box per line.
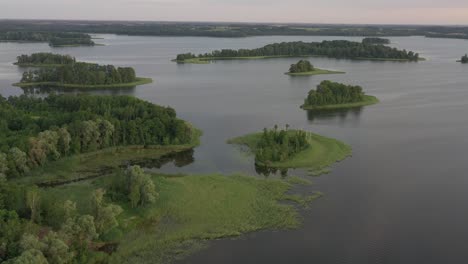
<box><xmin>0</xmin><ymin>94</ymin><xmax>195</xmax><ymax>179</ymax></box>
<box><xmin>302</xmin><ymin>80</ymin><xmax>378</xmax><ymax>110</ymax></box>
<box><xmin>1</xmin><ymin>20</ymin><xmax>468</xmax><ymax>40</ymax></box>
<box><xmin>362</xmin><ymin>37</ymin><xmax>390</xmax><ymax>44</ymax></box>
<box><xmin>175</xmin><ymin>40</ymin><xmax>420</xmax><ymax>62</ymax></box>
<box><xmin>0</xmin><ymin>31</ymin><xmax>95</xmax><ymax>47</ymax></box>
<box><xmin>15</xmin><ymin>53</ymin><xmax>151</xmax><ymax>88</ymax></box>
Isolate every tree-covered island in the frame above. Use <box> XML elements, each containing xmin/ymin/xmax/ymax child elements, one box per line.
<box><xmin>228</xmin><ymin>125</ymin><xmax>351</xmax><ymax>171</ymax></box>
<box><xmin>285</xmin><ymin>60</ymin><xmax>344</xmax><ymax>76</ymax></box>
<box><xmin>362</xmin><ymin>37</ymin><xmax>391</xmax><ymax>45</ymax></box>
<box><xmin>14</xmin><ymin>55</ymin><xmax>152</xmax><ymax>89</ymax></box>
<box><xmin>0</xmin><ymin>31</ymin><xmax>96</xmax><ymax>47</ymax></box>
<box><xmin>174</xmin><ymin>40</ymin><xmax>421</xmax><ymax>63</ymax></box>
<box><xmin>301</xmin><ymin>80</ymin><xmax>379</xmax><ymax>110</ymax></box>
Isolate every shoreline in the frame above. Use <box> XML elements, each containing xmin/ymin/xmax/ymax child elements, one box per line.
<box><xmin>301</xmin><ymin>95</ymin><xmax>379</xmax><ymax>110</ymax></box>
<box><xmin>13</xmin><ymin>77</ymin><xmax>153</xmax><ymax>89</ymax></box>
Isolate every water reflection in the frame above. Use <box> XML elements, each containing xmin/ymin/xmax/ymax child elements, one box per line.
<box><xmin>306</xmin><ymin>107</ymin><xmax>363</xmax><ymax>124</ymax></box>
<box><xmin>130</xmin><ymin>149</ymin><xmax>195</xmax><ymax>169</ymax></box>
<box><xmin>255</xmin><ymin>164</ymin><xmax>289</xmax><ymax>178</ymax></box>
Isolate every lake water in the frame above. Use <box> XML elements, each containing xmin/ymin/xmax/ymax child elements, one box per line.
<box><xmin>1</xmin><ymin>35</ymin><xmax>468</xmax><ymax>263</ymax></box>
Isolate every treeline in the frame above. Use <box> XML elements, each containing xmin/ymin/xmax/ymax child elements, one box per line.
<box><xmin>362</xmin><ymin>37</ymin><xmax>390</xmax><ymax>44</ymax></box>
<box><xmin>0</xmin><ymin>31</ymin><xmax>95</xmax><ymax>47</ymax></box>
<box><xmin>175</xmin><ymin>40</ymin><xmax>420</xmax><ymax>61</ymax></box>
<box><xmin>21</xmin><ymin>62</ymin><xmax>137</xmax><ymax>85</ymax></box>
<box><xmin>16</xmin><ymin>53</ymin><xmax>76</xmax><ymax>66</ymax></box>
<box><xmin>0</xmin><ymin>94</ymin><xmax>194</xmax><ymax>179</ymax></box>
<box><xmin>289</xmin><ymin>60</ymin><xmax>314</xmax><ymax>73</ymax></box>
<box><xmin>255</xmin><ymin>126</ymin><xmax>309</xmax><ymax>164</ymax></box>
<box><xmin>3</xmin><ymin>20</ymin><xmax>468</xmax><ymax>39</ymax></box>
<box><xmin>304</xmin><ymin>80</ymin><xmax>365</xmax><ymax>107</ymax></box>
<box><xmin>461</xmin><ymin>54</ymin><xmax>468</xmax><ymax>63</ymax></box>
<box><xmin>0</xmin><ymin>165</ymin><xmax>156</xmax><ymax>263</ymax></box>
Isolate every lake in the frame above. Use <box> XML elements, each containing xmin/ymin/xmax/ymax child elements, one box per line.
<box><xmin>1</xmin><ymin>35</ymin><xmax>468</xmax><ymax>263</ymax></box>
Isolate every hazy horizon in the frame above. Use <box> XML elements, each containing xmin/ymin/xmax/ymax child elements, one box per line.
<box><xmin>2</xmin><ymin>0</ymin><xmax>468</xmax><ymax>25</ymax></box>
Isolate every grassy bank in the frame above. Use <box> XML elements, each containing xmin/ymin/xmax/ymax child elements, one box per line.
<box><xmin>302</xmin><ymin>95</ymin><xmax>379</xmax><ymax>110</ymax></box>
<box><xmin>228</xmin><ymin>130</ymin><xmax>352</xmax><ymax>171</ymax></box>
<box><xmin>13</xmin><ymin>77</ymin><xmax>153</xmax><ymax>89</ymax></box>
<box><xmin>285</xmin><ymin>68</ymin><xmax>345</xmax><ymax>76</ymax></box>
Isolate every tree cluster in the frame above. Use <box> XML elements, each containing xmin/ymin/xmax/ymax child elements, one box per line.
<box><xmin>461</xmin><ymin>54</ymin><xmax>468</xmax><ymax>63</ymax></box>
<box><xmin>0</xmin><ymin>31</ymin><xmax>95</xmax><ymax>47</ymax></box>
<box><xmin>304</xmin><ymin>80</ymin><xmax>366</xmax><ymax>107</ymax></box>
<box><xmin>20</xmin><ymin>62</ymin><xmax>137</xmax><ymax>85</ymax></box>
<box><xmin>289</xmin><ymin>60</ymin><xmax>314</xmax><ymax>73</ymax></box>
<box><xmin>362</xmin><ymin>37</ymin><xmax>390</xmax><ymax>45</ymax></box>
<box><xmin>0</xmin><ymin>94</ymin><xmax>194</xmax><ymax>179</ymax></box>
<box><xmin>255</xmin><ymin>126</ymin><xmax>309</xmax><ymax>164</ymax></box>
<box><xmin>16</xmin><ymin>53</ymin><xmax>76</xmax><ymax>66</ymax></box>
<box><xmin>176</xmin><ymin>40</ymin><xmax>420</xmax><ymax>61</ymax></box>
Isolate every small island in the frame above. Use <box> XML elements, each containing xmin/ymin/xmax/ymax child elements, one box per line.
<box><xmin>0</xmin><ymin>31</ymin><xmax>96</xmax><ymax>47</ymax></box>
<box><xmin>285</xmin><ymin>60</ymin><xmax>344</xmax><ymax>76</ymax></box>
<box><xmin>14</xmin><ymin>56</ymin><xmax>152</xmax><ymax>89</ymax></box>
<box><xmin>174</xmin><ymin>40</ymin><xmax>422</xmax><ymax>63</ymax></box>
<box><xmin>301</xmin><ymin>80</ymin><xmax>379</xmax><ymax>110</ymax></box>
<box><xmin>362</xmin><ymin>37</ymin><xmax>390</xmax><ymax>45</ymax></box>
<box><xmin>459</xmin><ymin>54</ymin><xmax>468</xmax><ymax>63</ymax></box>
<box><xmin>228</xmin><ymin>126</ymin><xmax>351</xmax><ymax>171</ymax></box>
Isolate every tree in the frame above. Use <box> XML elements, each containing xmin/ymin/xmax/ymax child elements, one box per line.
<box><xmin>0</xmin><ymin>152</ymin><xmax>7</xmax><ymax>179</ymax></box>
<box><xmin>7</xmin><ymin>148</ymin><xmax>28</xmax><ymax>178</ymax></box>
<box><xmin>126</xmin><ymin>166</ymin><xmax>157</xmax><ymax>208</ymax></box>
<box><xmin>4</xmin><ymin>249</ymin><xmax>48</xmax><ymax>264</ymax></box>
<box><xmin>90</xmin><ymin>189</ymin><xmax>122</xmax><ymax>234</ymax></box>
<box><xmin>461</xmin><ymin>54</ymin><xmax>468</xmax><ymax>63</ymax></box>
<box><xmin>42</xmin><ymin>232</ymin><xmax>73</xmax><ymax>264</ymax></box>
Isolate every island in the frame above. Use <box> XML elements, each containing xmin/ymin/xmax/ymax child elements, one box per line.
<box><xmin>174</xmin><ymin>40</ymin><xmax>421</xmax><ymax>63</ymax></box>
<box><xmin>362</xmin><ymin>37</ymin><xmax>391</xmax><ymax>45</ymax></box>
<box><xmin>228</xmin><ymin>126</ymin><xmax>351</xmax><ymax>172</ymax></box>
<box><xmin>14</xmin><ymin>57</ymin><xmax>152</xmax><ymax>89</ymax></box>
<box><xmin>301</xmin><ymin>80</ymin><xmax>379</xmax><ymax>110</ymax></box>
<box><xmin>0</xmin><ymin>31</ymin><xmax>96</xmax><ymax>47</ymax></box>
<box><xmin>285</xmin><ymin>60</ymin><xmax>344</xmax><ymax>76</ymax></box>
<box><xmin>459</xmin><ymin>54</ymin><xmax>468</xmax><ymax>63</ymax></box>
<box><xmin>0</xmin><ymin>94</ymin><xmax>322</xmax><ymax>264</ymax></box>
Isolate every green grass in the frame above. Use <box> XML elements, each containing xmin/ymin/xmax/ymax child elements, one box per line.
<box><xmin>13</xmin><ymin>77</ymin><xmax>153</xmax><ymax>89</ymax></box>
<box><xmin>45</xmin><ymin>172</ymin><xmax>310</xmax><ymax>264</ymax></box>
<box><xmin>285</xmin><ymin>68</ymin><xmax>345</xmax><ymax>76</ymax></box>
<box><xmin>228</xmin><ymin>130</ymin><xmax>352</xmax><ymax>171</ymax></box>
<box><xmin>301</xmin><ymin>95</ymin><xmax>379</xmax><ymax>110</ymax></box>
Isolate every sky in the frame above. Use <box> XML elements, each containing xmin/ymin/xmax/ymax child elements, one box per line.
<box><xmin>1</xmin><ymin>0</ymin><xmax>468</xmax><ymax>25</ymax></box>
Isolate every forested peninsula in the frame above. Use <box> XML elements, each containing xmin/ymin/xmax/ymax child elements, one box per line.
<box><xmin>14</xmin><ymin>54</ymin><xmax>152</xmax><ymax>89</ymax></box>
<box><xmin>301</xmin><ymin>80</ymin><xmax>379</xmax><ymax>110</ymax></box>
<box><xmin>228</xmin><ymin>126</ymin><xmax>351</xmax><ymax>172</ymax></box>
<box><xmin>0</xmin><ymin>94</ymin><xmax>323</xmax><ymax>264</ymax></box>
<box><xmin>362</xmin><ymin>37</ymin><xmax>390</xmax><ymax>44</ymax></box>
<box><xmin>459</xmin><ymin>54</ymin><xmax>468</xmax><ymax>63</ymax></box>
<box><xmin>174</xmin><ymin>40</ymin><xmax>421</xmax><ymax>63</ymax></box>
<box><xmin>0</xmin><ymin>31</ymin><xmax>95</xmax><ymax>47</ymax></box>
<box><xmin>286</xmin><ymin>60</ymin><xmax>344</xmax><ymax>76</ymax></box>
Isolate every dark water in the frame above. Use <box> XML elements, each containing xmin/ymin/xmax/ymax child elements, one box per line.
<box><xmin>1</xmin><ymin>35</ymin><xmax>468</xmax><ymax>263</ymax></box>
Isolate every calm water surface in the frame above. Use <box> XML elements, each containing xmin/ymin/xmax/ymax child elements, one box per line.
<box><xmin>1</xmin><ymin>35</ymin><xmax>468</xmax><ymax>263</ymax></box>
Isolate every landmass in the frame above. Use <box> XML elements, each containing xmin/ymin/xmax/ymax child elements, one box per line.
<box><xmin>228</xmin><ymin>126</ymin><xmax>351</xmax><ymax>171</ymax></box>
<box><xmin>362</xmin><ymin>37</ymin><xmax>390</xmax><ymax>44</ymax></box>
<box><xmin>13</xmin><ymin>55</ymin><xmax>152</xmax><ymax>89</ymax></box>
<box><xmin>285</xmin><ymin>60</ymin><xmax>344</xmax><ymax>76</ymax></box>
<box><xmin>174</xmin><ymin>40</ymin><xmax>421</xmax><ymax>63</ymax></box>
<box><xmin>0</xmin><ymin>31</ymin><xmax>96</xmax><ymax>47</ymax></box>
<box><xmin>301</xmin><ymin>80</ymin><xmax>379</xmax><ymax>110</ymax></box>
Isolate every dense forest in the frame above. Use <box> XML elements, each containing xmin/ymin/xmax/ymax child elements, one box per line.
<box><xmin>175</xmin><ymin>40</ymin><xmax>420</xmax><ymax>61</ymax></box>
<box><xmin>16</xmin><ymin>53</ymin><xmax>76</xmax><ymax>66</ymax></box>
<box><xmin>0</xmin><ymin>94</ymin><xmax>194</xmax><ymax>179</ymax></box>
<box><xmin>1</xmin><ymin>20</ymin><xmax>468</xmax><ymax>39</ymax></box>
<box><xmin>20</xmin><ymin>62</ymin><xmax>138</xmax><ymax>85</ymax></box>
<box><xmin>304</xmin><ymin>80</ymin><xmax>366</xmax><ymax>107</ymax></box>
<box><xmin>362</xmin><ymin>37</ymin><xmax>390</xmax><ymax>44</ymax></box>
<box><xmin>255</xmin><ymin>126</ymin><xmax>309</xmax><ymax>164</ymax></box>
<box><xmin>0</xmin><ymin>31</ymin><xmax>95</xmax><ymax>47</ymax></box>
<box><xmin>461</xmin><ymin>54</ymin><xmax>468</xmax><ymax>63</ymax></box>
<box><xmin>289</xmin><ymin>60</ymin><xmax>314</xmax><ymax>73</ymax></box>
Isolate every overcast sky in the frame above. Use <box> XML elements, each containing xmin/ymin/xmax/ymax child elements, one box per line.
<box><xmin>2</xmin><ymin>0</ymin><xmax>468</xmax><ymax>25</ymax></box>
